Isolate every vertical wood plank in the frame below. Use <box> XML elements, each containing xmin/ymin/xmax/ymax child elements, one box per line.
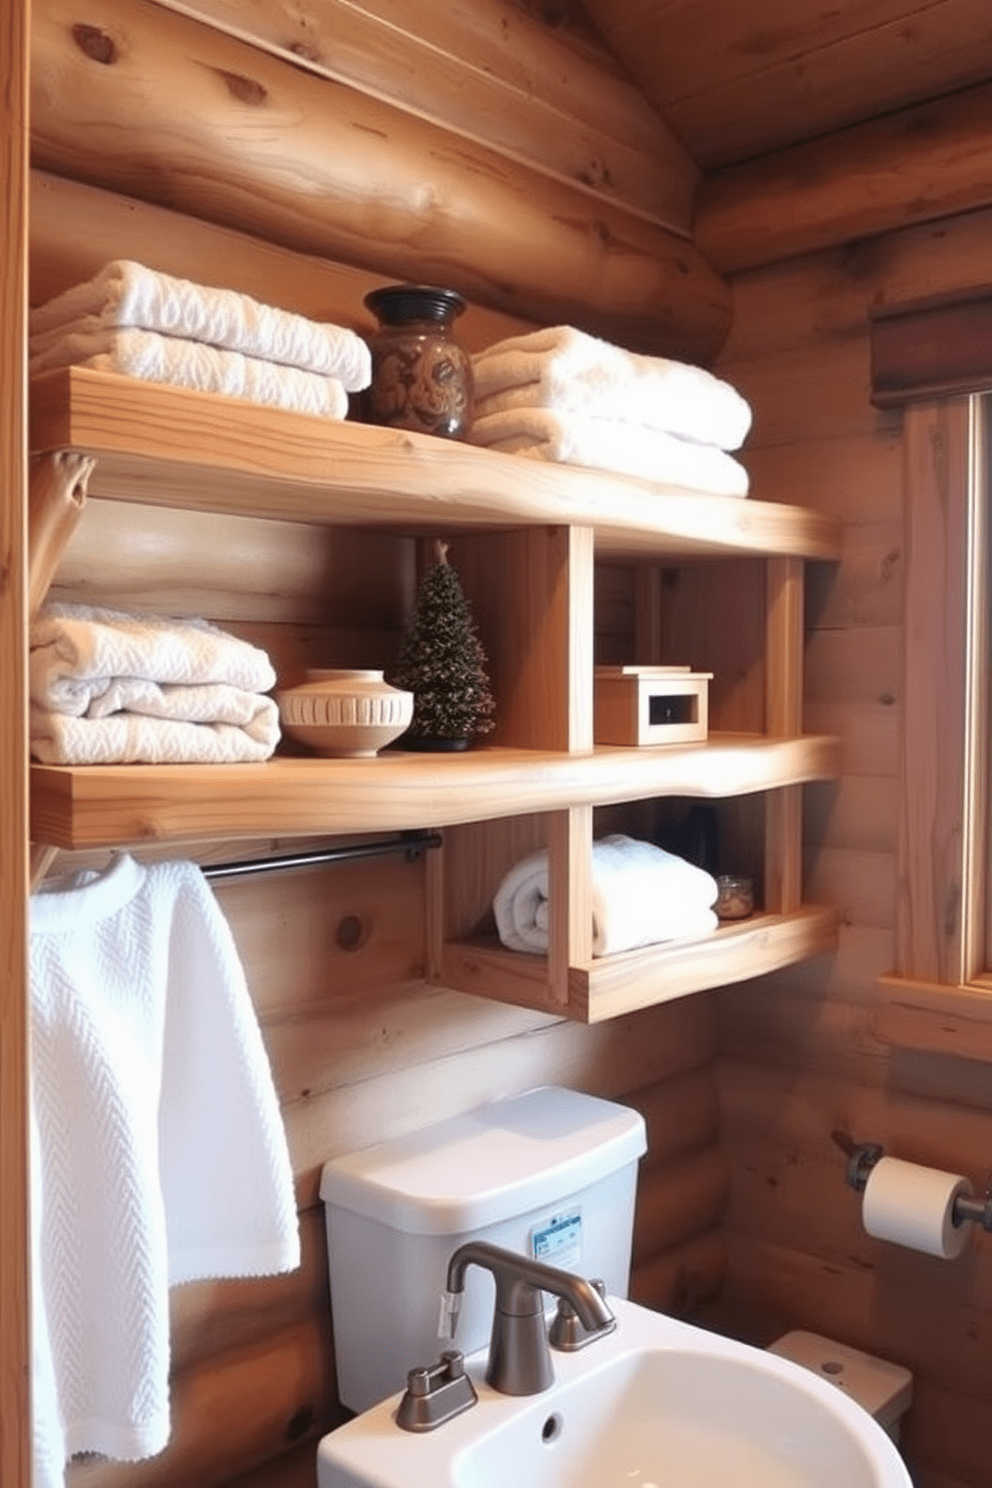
<box><xmin>634</xmin><ymin>564</ymin><xmax>664</xmax><ymax>663</ymax></box>
<box><xmin>765</xmin><ymin>557</ymin><xmax>804</xmax><ymax>914</ymax></box>
<box><xmin>897</xmin><ymin>400</ymin><xmax>971</xmax><ymax>982</ymax></box>
<box><xmin>0</xmin><ymin>0</ymin><xmax>31</xmax><ymax>1482</ymax></box>
<box><xmin>547</xmin><ymin>805</ymin><xmax>593</xmax><ymax>1005</ymax></box>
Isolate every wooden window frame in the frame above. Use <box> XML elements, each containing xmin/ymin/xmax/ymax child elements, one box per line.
<box><xmin>870</xmin><ymin>293</ymin><xmax>992</xmax><ymax>1055</ymax></box>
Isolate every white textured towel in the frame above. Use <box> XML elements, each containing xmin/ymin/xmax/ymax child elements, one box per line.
<box><xmin>29</xmin><ymin>326</ymin><xmax>351</xmax><ymax>420</ymax></box>
<box><xmin>30</xmin><ymin>259</ymin><xmax>371</xmax><ymax>389</ymax></box>
<box><xmin>471</xmin><ymin>325</ymin><xmax>752</xmax><ymax>451</ymax></box>
<box><xmin>29</xmin><ymin>603</ymin><xmax>280</xmax><ymax>764</ymax></box>
<box><xmin>470</xmin><ymin>406</ymin><xmax>750</xmax><ymax>497</ymax></box>
<box><xmin>31</xmin><ymin>603</ymin><xmax>276</xmax><ymax>714</ymax></box>
<box><xmin>29</xmin><ymin>853</ymin><xmax>300</xmax><ymax>1488</ymax></box>
<box><xmin>493</xmin><ymin>833</ymin><xmax>719</xmax><ymax>957</ymax></box>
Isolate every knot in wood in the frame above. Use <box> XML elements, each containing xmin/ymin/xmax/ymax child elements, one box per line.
<box><xmin>72</xmin><ymin>23</ymin><xmax>118</xmax><ymax>64</ymax></box>
<box><xmin>215</xmin><ymin>68</ymin><xmax>268</xmax><ymax>106</ymax></box>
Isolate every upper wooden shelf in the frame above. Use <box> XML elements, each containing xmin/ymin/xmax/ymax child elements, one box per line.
<box><xmin>29</xmin><ymin>368</ymin><xmax>843</xmax><ymax>562</ymax></box>
<box><xmin>30</xmin><ymin>733</ymin><xmax>840</xmax><ymax>849</ymax></box>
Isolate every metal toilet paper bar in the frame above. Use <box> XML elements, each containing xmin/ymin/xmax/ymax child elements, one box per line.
<box><xmin>843</xmin><ymin>1141</ymin><xmax>992</xmax><ymax>1232</ymax></box>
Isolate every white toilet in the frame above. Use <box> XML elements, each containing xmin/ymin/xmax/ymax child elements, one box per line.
<box><xmin>318</xmin><ymin>1084</ymin><xmax>647</xmax><ymax>1414</ymax></box>
<box><xmin>769</xmin><ymin>1330</ymin><xmax>914</xmax><ymax>1443</ymax></box>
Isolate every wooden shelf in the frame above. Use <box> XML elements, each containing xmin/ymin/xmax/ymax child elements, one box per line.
<box><xmin>438</xmin><ymin>905</ymin><xmax>840</xmax><ymax>1024</ymax></box>
<box><xmin>29</xmin><ymin>367</ymin><xmax>842</xmax><ymax>562</ymax></box>
<box><xmin>30</xmin><ymin>733</ymin><xmax>840</xmax><ymax>849</ymax></box>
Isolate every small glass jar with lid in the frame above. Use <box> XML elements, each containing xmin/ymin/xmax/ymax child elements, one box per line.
<box><xmin>361</xmin><ymin>283</ymin><xmax>474</xmax><ymax>440</ymax></box>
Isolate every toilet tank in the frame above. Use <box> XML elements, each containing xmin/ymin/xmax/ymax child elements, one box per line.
<box><xmin>319</xmin><ymin>1085</ymin><xmax>648</xmax><ymax>1413</ymax></box>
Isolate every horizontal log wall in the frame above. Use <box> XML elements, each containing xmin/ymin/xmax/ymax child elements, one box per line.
<box><xmin>695</xmin><ymin>200</ymin><xmax>992</xmax><ymax>1488</ymax></box>
<box><xmin>30</xmin><ymin>0</ymin><xmax>729</xmax><ymax>359</ymax></box>
<box><xmin>29</xmin><ymin>63</ymin><xmax>729</xmax><ymax>1488</ymax></box>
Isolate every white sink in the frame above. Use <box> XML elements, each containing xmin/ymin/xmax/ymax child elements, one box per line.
<box><xmin>317</xmin><ymin>1297</ymin><xmax>913</xmax><ymax>1488</ymax></box>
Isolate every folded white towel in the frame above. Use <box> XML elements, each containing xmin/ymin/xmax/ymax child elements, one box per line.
<box><xmin>31</xmin><ymin>602</ymin><xmax>276</xmax><ymax>715</ymax></box>
<box><xmin>30</xmin><ymin>702</ymin><xmax>280</xmax><ymax>764</ymax></box>
<box><xmin>472</xmin><ymin>325</ymin><xmax>751</xmax><ymax>451</ymax></box>
<box><xmin>30</xmin><ymin>853</ymin><xmax>300</xmax><ymax>1486</ymax></box>
<box><xmin>493</xmin><ymin>833</ymin><xmax>719</xmax><ymax>958</ymax></box>
<box><xmin>30</xmin><ymin>259</ymin><xmax>371</xmax><ymax>389</ymax></box>
<box><xmin>29</xmin><ymin>325</ymin><xmax>351</xmax><ymax>419</ymax></box>
<box><xmin>470</xmin><ymin>407</ymin><xmax>749</xmax><ymax>497</ymax></box>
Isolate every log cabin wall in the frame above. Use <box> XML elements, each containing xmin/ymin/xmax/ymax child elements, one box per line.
<box><xmin>691</xmin><ymin>173</ymin><xmax>992</xmax><ymax>1488</ymax></box>
<box><xmin>10</xmin><ymin>4</ymin><xmax>731</xmax><ymax>1487</ymax></box>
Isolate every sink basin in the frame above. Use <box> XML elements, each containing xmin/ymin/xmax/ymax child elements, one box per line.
<box><xmin>317</xmin><ymin>1296</ymin><xmax>913</xmax><ymax>1488</ymax></box>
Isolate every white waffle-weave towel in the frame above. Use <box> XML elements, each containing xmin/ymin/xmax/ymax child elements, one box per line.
<box><xmin>29</xmin><ymin>704</ymin><xmax>280</xmax><ymax>764</ymax></box>
<box><xmin>29</xmin><ymin>326</ymin><xmax>350</xmax><ymax>419</ymax></box>
<box><xmin>470</xmin><ymin>406</ymin><xmax>750</xmax><ymax>497</ymax></box>
<box><xmin>29</xmin><ymin>853</ymin><xmax>300</xmax><ymax>1488</ymax></box>
<box><xmin>471</xmin><ymin>325</ymin><xmax>752</xmax><ymax>451</ymax></box>
<box><xmin>30</xmin><ymin>259</ymin><xmax>371</xmax><ymax>389</ymax></box>
<box><xmin>493</xmin><ymin>833</ymin><xmax>719</xmax><ymax>957</ymax></box>
<box><xmin>30</xmin><ymin>603</ymin><xmax>276</xmax><ymax>716</ymax></box>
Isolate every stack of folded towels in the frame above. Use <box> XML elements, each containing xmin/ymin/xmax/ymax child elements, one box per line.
<box><xmin>493</xmin><ymin>833</ymin><xmax>719</xmax><ymax>957</ymax></box>
<box><xmin>29</xmin><ymin>259</ymin><xmax>372</xmax><ymax>418</ymax></box>
<box><xmin>30</xmin><ymin>602</ymin><xmax>281</xmax><ymax>765</ymax></box>
<box><xmin>469</xmin><ymin>324</ymin><xmax>752</xmax><ymax>496</ymax></box>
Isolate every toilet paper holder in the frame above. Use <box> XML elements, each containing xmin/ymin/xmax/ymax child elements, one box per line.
<box><xmin>842</xmin><ymin>1140</ymin><xmax>992</xmax><ymax>1232</ymax></box>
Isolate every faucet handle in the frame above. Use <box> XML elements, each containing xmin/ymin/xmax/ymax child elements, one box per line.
<box><xmin>548</xmin><ymin>1278</ymin><xmax>616</xmax><ymax>1352</ymax></box>
<box><xmin>396</xmin><ymin>1349</ymin><xmax>478</xmax><ymax>1433</ymax></box>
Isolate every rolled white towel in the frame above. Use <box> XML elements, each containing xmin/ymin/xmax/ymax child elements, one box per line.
<box><xmin>30</xmin><ymin>259</ymin><xmax>371</xmax><ymax>389</ymax></box>
<box><xmin>31</xmin><ymin>602</ymin><xmax>276</xmax><ymax>716</ymax></box>
<box><xmin>493</xmin><ymin>834</ymin><xmax>719</xmax><ymax>958</ymax></box>
<box><xmin>29</xmin><ymin>326</ymin><xmax>350</xmax><ymax>420</ymax></box>
<box><xmin>30</xmin><ymin>705</ymin><xmax>280</xmax><ymax>765</ymax></box>
<box><xmin>470</xmin><ymin>406</ymin><xmax>749</xmax><ymax>497</ymax></box>
<box><xmin>471</xmin><ymin>325</ymin><xmax>751</xmax><ymax>451</ymax></box>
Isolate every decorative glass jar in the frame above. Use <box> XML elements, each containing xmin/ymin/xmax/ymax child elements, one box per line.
<box><xmin>361</xmin><ymin>284</ymin><xmax>474</xmax><ymax>439</ymax></box>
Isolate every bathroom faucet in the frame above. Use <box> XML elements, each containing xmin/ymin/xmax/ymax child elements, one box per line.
<box><xmin>442</xmin><ymin>1240</ymin><xmax>615</xmax><ymax>1396</ymax></box>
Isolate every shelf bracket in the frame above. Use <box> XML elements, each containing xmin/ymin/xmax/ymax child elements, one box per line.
<box><xmin>28</xmin><ymin>449</ymin><xmax>95</xmax><ymax>620</ymax></box>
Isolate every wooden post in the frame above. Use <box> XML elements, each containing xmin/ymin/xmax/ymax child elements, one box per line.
<box><xmin>764</xmin><ymin>557</ymin><xmax>804</xmax><ymax>915</ymax></box>
<box><xmin>0</xmin><ymin>0</ymin><xmax>31</xmax><ymax>1480</ymax></box>
<box><xmin>547</xmin><ymin>805</ymin><xmax>593</xmax><ymax>1009</ymax></box>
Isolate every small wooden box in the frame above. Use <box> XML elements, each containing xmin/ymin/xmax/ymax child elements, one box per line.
<box><xmin>594</xmin><ymin>665</ymin><xmax>712</xmax><ymax>746</ymax></box>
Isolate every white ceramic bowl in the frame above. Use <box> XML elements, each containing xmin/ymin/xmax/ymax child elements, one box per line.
<box><xmin>277</xmin><ymin>669</ymin><xmax>413</xmax><ymax>758</ymax></box>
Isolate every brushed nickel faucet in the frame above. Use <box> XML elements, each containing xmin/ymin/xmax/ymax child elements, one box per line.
<box><xmin>442</xmin><ymin>1240</ymin><xmax>616</xmax><ymax>1396</ymax></box>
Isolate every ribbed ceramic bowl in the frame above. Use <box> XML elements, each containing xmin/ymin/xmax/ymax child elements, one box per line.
<box><xmin>277</xmin><ymin>669</ymin><xmax>413</xmax><ymax>758</ymax></box>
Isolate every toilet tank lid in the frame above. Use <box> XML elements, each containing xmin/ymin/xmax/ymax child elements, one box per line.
<box><xmin>319</xmin><ymin>1086</ymin><xmax>647</xmax><ymax>1235</ymax></box>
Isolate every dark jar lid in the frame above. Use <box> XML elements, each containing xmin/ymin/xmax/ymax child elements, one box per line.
<box><xmin>364</xmin><ymin>283</ymin><xmax>467</xmax><ymax>326</ymax></box>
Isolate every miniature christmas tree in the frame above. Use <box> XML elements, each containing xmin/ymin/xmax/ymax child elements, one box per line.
<box><xmin>390</xmin><ymin>540</ymin><xmax>496</xmax><ymax>749</ymax></box>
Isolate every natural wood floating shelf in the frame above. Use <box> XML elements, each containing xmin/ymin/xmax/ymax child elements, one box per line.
<box><xmin>29</xmin><ymin>368</ymin><xmax>843</xmax><ymax>562</ymax></box>
<box><xmin>30</xmin><ymin>734</ymin><xmax>841</xmax><ymax>850</ymax></box>
<box><xmin>439</xmin><ymin>905</ymin><xmax>840</xmax><ymax>1024</ymax></box>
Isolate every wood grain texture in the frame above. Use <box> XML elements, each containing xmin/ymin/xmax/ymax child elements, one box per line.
<box><xmin>0</xmin><ymin>1</ymin><xmax>30</xmax><ymax>1482</ymax></box>
<box><xmin>29</xmin><ymin>369</ymin><xmax>843</xmax><ymax>561</ymax></box>
<box><xmin>697</xmin><ymin>79</ymin><xmax>992</xmax><ymax>274</ymax></box>
<box><xmin>150</xmin><ymin>0</ymin><xmax>698</xmax><ymax>232</ymax></box>
<box><xmin>30</xmin><ymin>0</ymin><xmax>729</xmax><ymax>358</ymax></box>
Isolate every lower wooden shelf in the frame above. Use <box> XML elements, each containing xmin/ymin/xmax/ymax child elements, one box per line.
<box><xmin>437</xmin><ymin>904</ymin><xmax>840</xmax><ymax>1024</ymax></box>
<box><xmin>30</xmin><ymin>733</ymin><xmax>840</xmax><ymax>849</ymax></box>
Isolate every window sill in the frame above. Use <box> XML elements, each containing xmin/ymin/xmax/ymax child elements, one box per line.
<box><xmin>875</xmin><ymin>974</ymin><xmax>992</xmax><ymax>1060</ymax></box>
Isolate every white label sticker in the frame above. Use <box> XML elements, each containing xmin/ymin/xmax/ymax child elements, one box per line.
<box><xmin>531</xmin><ymin>1210</ymin><xmax>582</xmax><ymax>1271</ymax></box>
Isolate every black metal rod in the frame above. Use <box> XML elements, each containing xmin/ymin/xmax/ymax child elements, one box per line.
<box><xmin>202</xmin><ymin>830</ymin><xmax>442</xmax><ymax>882</ymax></box>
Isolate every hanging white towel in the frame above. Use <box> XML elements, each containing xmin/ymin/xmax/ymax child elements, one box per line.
<box><xmin>29</xmin><ymin>326</ymin><xmax>351</xmax><ymax>420</ymax></box>
<box><xmin>29</xmin><ymin>853</ymin><xmax>300</xmax><ymax>1488</ymax></box>
<box><xmin>471</xmin><ymin>325</ymin><xmax>752</xmax><ymax>451</ymax></box>
<box><xmin>30</xmin><ymin>602</ymin><xmax>276</xmax><ymax>715</ymax></box>
<box><xmin>30</xmin><ymin>259</ymin><xmax>372</xmax><ymax>389</ymax></box>
<box><xmin>493</xmin><ymin>834</ymin><xmax>719</xmax><ymax>957</ymax></box>
<box><xmin>469</xmin><ymin>406</ymin><xmax>750</xmax><ymax>497</ymax></box>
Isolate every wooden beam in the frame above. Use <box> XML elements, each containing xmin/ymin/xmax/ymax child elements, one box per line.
<box><xmin>31</xmin><ymin>0</ymin><xmax>730</xmax><ymax>360</ymax></box>
<box><xmin>696</xmin><ymin>80</ymin><xmax>992</xmax><ymax>276</ymax></box>
<box><xmin>0</xmin><ymin>1</ymin><xmax>30</xmax><ymax>1484</ymax></box>
<box><xmin>148</xmin><ymin>0</ymin><xmax>698</xmax><ymax>235</ymax></box>
<box><xmin>871</xmin><ymin>288</ymin><xmax>992</xmax><ymax>406</ymax></box>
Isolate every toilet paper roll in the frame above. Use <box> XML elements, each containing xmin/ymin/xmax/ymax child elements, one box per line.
<box><xmin>861</xmin><ymin>1155</ymin><xmax>973</xmax><ymax>1259</ymax></box>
